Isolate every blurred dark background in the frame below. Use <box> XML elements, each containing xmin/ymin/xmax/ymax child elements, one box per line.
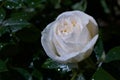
<box><xmin>0</xmin><ymin>0</ymin><xmax>120</xmax><ymax>80</ymax></box>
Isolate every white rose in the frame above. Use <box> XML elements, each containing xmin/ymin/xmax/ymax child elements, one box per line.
<box><xmin>41</xmin><ymin>10</ymin><xmax>98</xmax><ymax>63</ymax></box>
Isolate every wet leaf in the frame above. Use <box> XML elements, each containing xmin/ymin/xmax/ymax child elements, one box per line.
<box><xmin>92</xmin><ymin>68</ymin><xmax>116</xmax><ymax>80</ymax></box>
<box><xmin>94</xmin><ymin>37</ymin><xmax>105</xmax><ymax>62</ymax></box>
<box><xmin>4</xmin><ymin>0</ymin><xmax>24</xmax><ymax>9</ymax></box>
<box><xmin>42</xmin><ymin>58</ymin><xmax>71</xmax><ymax>73</ymax></box>
<box><xmin>24</xmin><ymin>0</ymin><xmax>44</xmax><ymax>8</ymax></box>
<box><xmin>100</xmin><ymin>0</ymin><xmax>111</xmax><ymax>14</ymax></box>
<box><xmin>105</xmin><ymin>46</ymin><xmax>120</xmax><ymax>63</ymax></box>
<box><xmin>32</xmin><ymin>69</ymin><xmax>43</xmax><ymax>80</ymax></box>
<box><xmin>3</xmin><ymin>18</ymin><xmax>30</xmax><ymax>32</ymax></box>
<box><xmin>0</xmin><ymin>8</ymin><xmax>5</xmax><ymax>24</ymax></box>
<box><xmin>14</xmin><ymin>68</ymin><xmax>32</xmax><ymax>80</ymax></box>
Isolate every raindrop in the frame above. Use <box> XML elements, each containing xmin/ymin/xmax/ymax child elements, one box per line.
<box><xmin>31</xmin><ymin>2</ymin><xmax>35</xmax><ymax>5</ymax></box>
<box><xmin>10</xmin><ymin>33</ymin><xmax>12</xmax><ymax>37</ymax></box>
<box><xmin>7</xmin><ymin>5</ymin><xmax>10</xmax><ymax>9</ymax></box>
<box><xmin>60</xmin><ymin>65</ymin><xmax>71</xmax><ymax>72</ymax></box>
<box><xmin>29</xmin><ymin>62</ymin><xmax>34</xmax><ymax>68</ymax></box>
<box><xmin>28</xmin><ymin>76</ymin><xmax>32</xmax><ymax>80</ymax></box>
<box><xmin>19</xmin><ymin>19</ymin><xmax>23</xmax><ymax>21</ymax></box>
<box><xmin>47</xmin><ymin>66</ymin><xmax>50</xmax><ymax>68</ymax></box>
<box><xmin>0</xmin><ymin>45</ymin><xmax>3</xmax><ymax>48</ymax></box>
<box><xmin>19</xmin><ymin>4</ymin><xmax>22</xmax><ymax>7</ymax></box>
<box><xmin>0</xmin><ymin>14</ymin><xmax>3</xmax><ymax>17</ymax></box>
<box><xmin>92</xmin><ymin>79</ymin><xmax>95</xmax><ymax>80</ymax></box>
<box><xmin>6</xmin><ymin>5</ymin><xmax>15</xmax><ymax>9</ymax></box>
<box><xmin>57</xmin><ymin>68</ymin><xmax>60</xmax><ymax>71</ymax></box>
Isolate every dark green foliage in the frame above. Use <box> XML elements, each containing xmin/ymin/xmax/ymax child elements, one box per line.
<box><xmin>0</xmin><ymin>0</ymin><xmax>120</xmax><ymax>80</ymax></box>
<box><xmin>92</xmin><ymin>68</ymin><xmax>116</xmax><ymax>80</ymax></box>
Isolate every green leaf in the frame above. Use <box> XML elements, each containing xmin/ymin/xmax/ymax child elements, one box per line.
<box><xmin>0</xmin><ymin>60</ymin><xmax>8</xmax><ymax>72</ymax></box>
<box><xmin>24</xmin><ymin>0</ymin><xmax>44</xmax><ymax>8</ymax></box>
<box><xmin>0</xmin><ymin>8</ymin><xmax>6</xmax><ymax>24</ymax></box>
<box><xmin>3</xmin><ymin>18</ymin><xmax>30</xmax><ymax>26</ymax></box>
<box><xmin>0</xmin><ymin>26</ymin><xmax>9</xmax><ymax>37</ymax></box>
<box><xmin>92</xmin><ymin>68</ymin><xmax>116</xmax><ymax>80</ymax></box>
<box><xmin>4</xmin><ymin>0</ymin><xmax>24</xmax><ymax>9</ymax></box>
<box><xmin>105</xmin><ymin>46</ymin><xmax>120</xmax><ymax>63</ymax></box>
<box><xmin>100</xmin><ymin>0</ymin><xmax>111</xmax><ymax>14</ymax></box>
<box><xmin>32</xmin><ymin>69</ymin><xmax>43</xmax><ymax>80</ymax></box>
<box><xmin>10</xmin><ymin>12</ymin><xmax>34</xmax><ymax>20</ymax></box>
<box><xmin>14</xmin><ymin>68</ymin><xmax>32</xmax><ymax>80</ymax></box>
<box><xmin>3</xmin><ymin>18</ymin><xmax>30</xmax><ymax>32</ymax></box>
<box><xmin>42</xmin><ymin>58</ymin><xmax>71</xmax><ymax>73</ymax></box>
<box><xmin>72</xmin><ymin>0</ymin><xmax>87</xmax><ymax>11</ymax></box>
<box><xmin>94</xmin><ymin>37</ymin><xmax>105</xmax><ymax>62</ymax></box>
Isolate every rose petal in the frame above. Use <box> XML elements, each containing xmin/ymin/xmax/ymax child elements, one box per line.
<box><xmin>41</xmin><ymin>22</ymin><xmax>60</xmax><ymax>59</ymax></box>
<box><xmin>54</xmin><ymin>34</ymin><xmax>98</xmax><ymax>63</ymax></box>
<box><xmin>87</xmin><ymin>20</ymin><xmax>98</xmax><ymax>37</ymax></box>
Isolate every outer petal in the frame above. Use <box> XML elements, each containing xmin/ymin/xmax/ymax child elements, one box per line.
<box><xmin>86</xmin><ymin>20</ymin><xmax>98</xmax><ymax>37</ymax></box>
<box><xmin>41</xmin><ymin>22</ymin><xmax>60</xmax><ymax>60</ymax></box>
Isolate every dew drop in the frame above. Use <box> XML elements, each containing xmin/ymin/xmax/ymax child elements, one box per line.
<box><xmin>0</xmin><ymin>14</ymin><xmax>3</xmax><ymax>17</ymax></box>
<box><xmin>19</xmin><ymin>4</ymin><xmax>22</xmax><ymax>7</ymax></box>
<box><xmin>0</xmin><ymin>45</ymin><xmax>3</xmax><ymax>48</ymax></box>
<box><xmin>29</xmin><ymin>62</ymin><xmax>34</xmax><ymax>68</ymax></box>
<box><xmin>19</xmin><ymin>19</ymin><xmax>23</xmax><ymax>21</ymax></box>
<box><xmin>6</xmin><ymin>5</ymin><xmax>15</xmax><ymax>9</ymax></box>
<box><xmin>10</xmin><ymin>33</ymin><xmax>12</xmax><ymax>37</ymax></box>
<box><xmin>31</xmin><ymin>2</ymin><xmax>35</xmax><ymax>5</ymax></box>
<box><xmin>57</xmin><ymin>68</ymin><xmax>60</xmax><ymax>71</ymax></box>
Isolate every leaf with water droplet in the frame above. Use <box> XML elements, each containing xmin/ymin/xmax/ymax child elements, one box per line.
<box><xmin>4</xmin><ymin>0</ymin><xmax>23</xmax><ymax>9</ymax></box>
<box><xmin>24</xmin><ymin>0</ymin><xmax>43</xmax><ymax>8</ymax></box>
<box><xmin>42</xmin><ymin>58</ymin><xmax>71</xmax><ymax>73</ymax></box>
<box><xmin>94</xmin><ymin>36</ymin><xmax>105</xmax><ymax>62</ymax></box>
<box><xmin>105</xmin><ymin>46</ymin><xmax>120</xmax><ymax>63</ymax></box>
<box><xmin>3</xmin><ymin>18</ymin><xmax>30</xmax><ymax>32</ymax></box>
<box><xmin>92</xmin><ymin>68</ymin><xmax>116</xmax><ymax>80</ymax></box>
<box><xmin>10</xmin><ymin>11</ymin><xmax>34</xmax><ymax>20</ymax></box>
<box><xmin>0</xmin><ymin>8</ymin><xmax>6</xmax><ymax>24</ymax></box>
